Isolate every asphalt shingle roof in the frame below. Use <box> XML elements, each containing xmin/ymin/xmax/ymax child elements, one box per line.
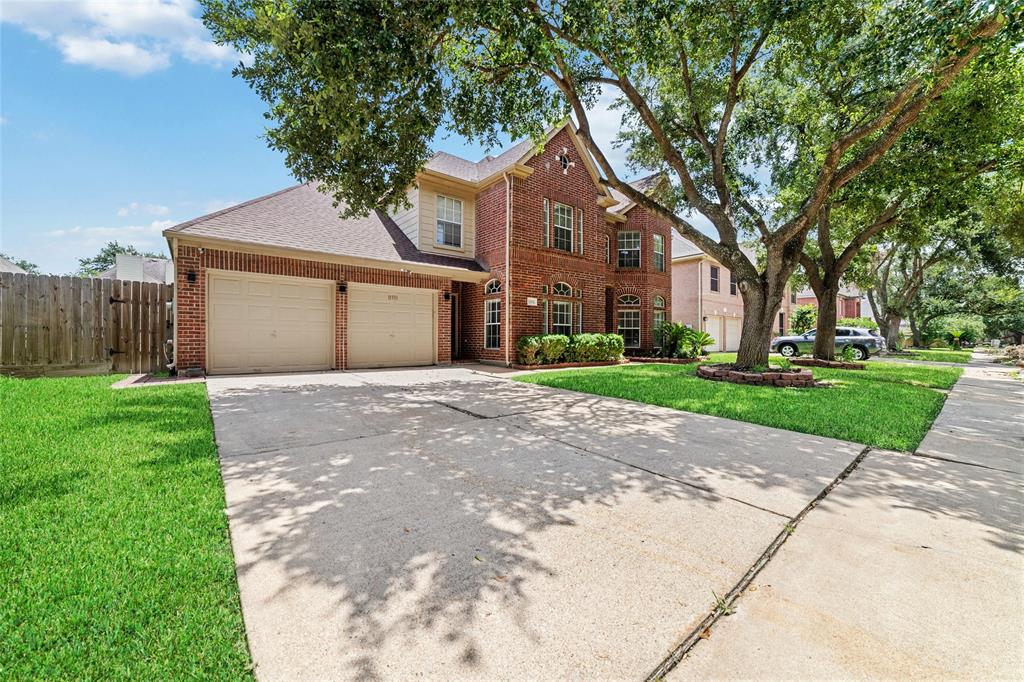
<box><xmin>165</xmin><ymin>183</ymin><xmax>485</xmax><ymax>273</ymax></box>
<box><xmin>0</xmin><ymin>255</ymin><xmax>27</xmax><ymax>274</ymax></box>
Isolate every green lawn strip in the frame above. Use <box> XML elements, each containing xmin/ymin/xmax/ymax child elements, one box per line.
<box><xmin>0</xmin><ymin>375</ymin><xmax>251</xmax><ymax>680</ymax></box>
<box><xmin>518</xmin><ymin>357</ymin><xmax>962</xmax><ymax>451</ymax></box>
<box><xmin>899</xmin><ymin>349</ymin><xmax>972</xmax><ymax>364</ymax></box>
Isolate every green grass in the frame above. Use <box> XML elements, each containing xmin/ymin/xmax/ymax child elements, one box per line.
<box><xmin>516</xmin><ymin>354</ymin><xmax>962</xmax><ymax>451</ymax></box>
<box><xmin>898</xmin><ymin>348</ymin><xmax>972</xmax><ymax>364</ymax></box>
<box><xmin>0</xmin><ymin>375</ymin><xmax>251</xmax><ymax>680</ymax></box>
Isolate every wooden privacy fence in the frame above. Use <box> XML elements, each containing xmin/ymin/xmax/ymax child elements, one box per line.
<box><xmin>0</xmin><ymin>273</ymin><xmax>173</xmax><ymax>377</ymax></box>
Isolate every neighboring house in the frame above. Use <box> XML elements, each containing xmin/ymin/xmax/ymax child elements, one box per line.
<box><xmin>671</xmin><ymin>238</ymin><xmax>795</xmax><ymax>351</ymax></box>
<box><xmin>796</xmin><ymin>286</ymin><xmax>864</xmax><ymax>319</ymax></box>
<box><xmin>0</xmin><ymin>255</ymin><xmax>28</xmax><ymax>274</ymax></box>
<box><xmin>98</xmin><ymin>254</ymin><xmax>174</xmax><ymax>284</ymax></box>
<box><xmin>162</xmin><ymin>122</ymin><xmax>671</xmax><ymax>374</ymax></box>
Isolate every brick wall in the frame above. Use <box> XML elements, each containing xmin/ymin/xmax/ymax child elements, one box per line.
<box><xmin>174</xmin><ymin>244</ymin><xmax>454</xmax><ymax>372</ymax></box>
<box><xmin>457</xmin><ymin>127</ymin><xmax>673</xmax><ymax>362</ymax></box>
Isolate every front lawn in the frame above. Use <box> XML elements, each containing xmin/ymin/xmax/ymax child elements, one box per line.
<box><xmin>0</xmin><ymin>376</ymin><xmax>251</xmax><ymax>680</ymax></box>
<box><xmin>898</xmin><ymin>348</ymin><xmax>972</xmax><ymax>364</ymax></box>
<box><xmin>516</xmin><ymin>355</ymin><xmax>962</xmax><ymax>451</ymax></box>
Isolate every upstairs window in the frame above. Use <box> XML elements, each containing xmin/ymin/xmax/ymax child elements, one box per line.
<box><xmin>710</xmin><ymin>265</ymin><xmax>720</xmax><ymax>292</ymax></box>
<box><xmin>653</xmin><ymin>234</ymin><xmax>665</xmax><ymax>272</ymax></box>
<box><xmin>730</xmin><ymin>271</ymin><xmax>737</xmax><ymax>295</ymax></box>
<box><xmin>436</xmin><ymin>195</ymin><xmax>462</xmax><ymax>247</ymax></box>
<box><xmin>553</xmin><ymin>203</ymin><xmax>574</xmax><ymax>252</ymax></box>
<box><xmin>618</xmin><ymin>231</ymin><xmax>641</xmax><ymax>268</ymax></box>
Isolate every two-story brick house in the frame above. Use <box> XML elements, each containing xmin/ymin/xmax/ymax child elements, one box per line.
<box><xmin>163</xmin><ymin>122</ymin><xmax>671</xmax><ymax>374</ymax></box>
<box><xmin>672</xmin><ymin>238</ymin><xmax>795</xmax><ymax>352</ymax></box>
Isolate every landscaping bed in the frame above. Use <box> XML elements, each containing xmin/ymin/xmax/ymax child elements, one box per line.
<box><xmin>512</xmin><ymin>359</ymin><xmax>624</xmax><ymax>370</ymax></box>
<box><xmin>790</xmin><ymin>357</ymin><xmax>866</xmax><ymax>370</ymax></box>
<box><xmin>0</xmin><ymin>375</ymin><xmax>252</xmax><ymax>679</ymax></box>
<box><xmin>628</xmin><ymin>356</ymin><xmax>707</xmax><ymax>365</ymax></box>
<box><xmin>697</xmin><ymin>363</ymin><xmax>818</xmax><ymax>387</ymax></box>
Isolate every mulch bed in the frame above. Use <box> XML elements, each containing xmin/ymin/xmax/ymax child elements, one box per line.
<box><xmin>790</xmin><ymin>357</ymin><xmax>866</xmax><ymax>370</ymax></box>
<box><xmin>697</xmin><ymin>363</ymin><xmax>819</xmax><ymax>388</ymax></box>
<box><xmin>628</xmin><ymin>356</ymin><xmax>707</xmax><ymax>365</ymax></box>
<box><xmin>511</xmin><ymin>360</ymin><xmax>625</xmax><ymax>371</ymax></box>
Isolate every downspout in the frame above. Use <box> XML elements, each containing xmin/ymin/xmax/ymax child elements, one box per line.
<box><xmin>697</xmin><ymin>259</ymin><xmax>704</xmax><ymax>331</ymax></box>
<box><xmin>504</xmin><ymin>173</ymin><xmax>513</xmax><ymax>366</ymax></box>
<box><xmin>170</xmin><ymin>235</ymin><xmax>179</xmax><ymax>372</ymax></box>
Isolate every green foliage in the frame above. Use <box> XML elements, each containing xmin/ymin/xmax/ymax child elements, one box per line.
<box><xmin>515</xmin><ymin>335</ymin><xmax>543</xmax><ymax>365</ymax></box>
<box><xmin>0</xmin><ymin>252</ymin><xmax>39</xmax><ymax>274</ymax></box>
<box><xmin>0</xmin><ymin>376</ymin><xmax>251</xmax><ymax>679</ymax></box>
<box><xmin>838</xmin><ymin>317</ymin><xmax>877</xmax><ymax>330</ymax></box>
<box><xmin>790</xmin><ymin>305</ymin><xmax>817</xmax><ymax>334</ymax></box>
<box><xmin>518</xmin><ymin>333</ymin><xmax>623</xmax><ymax>365</ymax></box>
<box><xmin>77</xmin><ymin>241</ymin><xmax>164</xmax><ymax>277</ymax></box>
<box><xmin>928</xmin><ymin>314</ymin><xmax>986</xmax><ymax>346</ymax></box>
<box><xmin>653</xmin><ymin>322</ymin><xmax>715</xmax><ymax>358</ymax></box>
<box><xmin>838</xmin><ymin>344</ymin><xmax>858</xmax><ymax>363</ymax></box>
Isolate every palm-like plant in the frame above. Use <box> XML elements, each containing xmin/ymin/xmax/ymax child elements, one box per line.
<box><xmin>687</xmin><ymin>331</ymin><xmax>715</xmax><ymax>357</ymax></box>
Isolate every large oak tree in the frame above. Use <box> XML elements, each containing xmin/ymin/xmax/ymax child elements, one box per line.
<box><xmin>203</xmin><ymin>0</ymin><xmax>1015</xmax><ymax>366</ymax></box>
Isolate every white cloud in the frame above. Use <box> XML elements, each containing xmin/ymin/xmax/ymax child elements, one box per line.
<box><xmin>0</xmin><ymin>116</ymin><xmax>8</xmax><ymax>125</ymax></box>
<box><xmin>57</xmin><ymin>36</ymin><xmax>169</xmax><ymax>76</ymax></box>
<box><xmin>117</xmin><ymin>202</ymin><xmax>170</xmax><ymax>217</ymax></box>
<box><xmin>2</xmin><ymin>0</ymin><xmax>239</xmax><ymax>75</ymax></box>
<box><xmin>48</xmin><ymin>219</ymin><xmax>174</xmax><ymax>239</ymax></box>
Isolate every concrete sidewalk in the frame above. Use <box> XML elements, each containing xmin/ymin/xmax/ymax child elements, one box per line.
<box><xmin>671</xmin><ymin>354</ymin><xmax>1024</xmax><ymax>680</ymax></box>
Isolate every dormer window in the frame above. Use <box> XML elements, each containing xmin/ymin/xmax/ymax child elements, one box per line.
<box><xmin>436</xmin><ymin>195</ymin><xmax>462</xmax><ymax>247</ymax></box>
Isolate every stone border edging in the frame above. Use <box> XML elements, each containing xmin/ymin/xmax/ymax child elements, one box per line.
<box><xmin>510</xmin><ymin>359</ymin><xmax>625</xmax><ymax>371</ymax></box>
<box><xmin>628</xmin><ymin>356</ymin><xmax>707</xmax><ymax>365</ymax></box>
<box><xmin>697</xmin><ymin>364</ymin><xmax>816</xmax><ymax>387</ymax></box>
<box><xmin>790</xmin><ymin>357</ymin><xmax>866</xmax><ymax>370</ymax></box>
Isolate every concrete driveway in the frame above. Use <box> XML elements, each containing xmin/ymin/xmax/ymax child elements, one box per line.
<box><xmin>207</xmin><ymin>366</ymin><xmax>863</xmax><ymax>681</ymax></box>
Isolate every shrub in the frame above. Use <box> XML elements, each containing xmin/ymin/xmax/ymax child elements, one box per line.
<box><xmin>654</xmin><ymin>321</ymin><xmax>691</xmax><ymax>358</ymax></box>
<box><xmin>515</xmin><ymin>335</ymin><xmax>543</xmax><ymax>365</ymax></box>
<box><xmin>687</xmin><ymin>330</ymin><xmax>715</xmax><ymax>357</ymax></box>
<box><xmin>516</xmin><ymin>333</ymin><xmax>624</xmax><ymax>364</ymax></box>
<box><xmin>790</xmin><ymin>305</ymin><xmax>817</xmax><ymax>334</ymax></box>
<box><xmin>929</xmin><ymin>339</ymin><xmax>950</xmax><ymax>349</ymax></box>
<box><xmin>538</xmin><ymin>334</ymin><xmax>570</xmax><ymax>363</ymax></box>
<box><xmin>838</xmin><ymin>317</ymin><xmax>878</xmax><ymax>331</ymax></box>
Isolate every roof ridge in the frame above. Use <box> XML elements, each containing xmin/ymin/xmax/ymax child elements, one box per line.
<box><xmin>166</xmin><ymin>182</ymin><xmax>309</xmax><ymax>233</ymax></box>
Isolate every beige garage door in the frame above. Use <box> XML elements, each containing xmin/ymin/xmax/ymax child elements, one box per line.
<box><xmin>207</xmin><ymin>271</ymin><xmax>334</xmax><ymax>375</ymax></box>
<box><xmin>725</xmin><ymin>317</ymin><xmax>742</xmax><ymax>352</ymax></box>
<box><xmin>705</xmin><ymin>315</ymin><xmax>723</xmax><ymax>352</ymax></box>
<box><xmin>348</xmin><ymin>284</ymin><xmax>435</xmax><ymax>369</ymax></box>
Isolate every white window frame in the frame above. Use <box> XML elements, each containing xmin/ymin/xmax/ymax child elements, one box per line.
<box><xmin>617</xmin><ymin>294</ymin><xmax>641</xmax><ymax>306</ymax></box>
<box><xmin>653</xmin><ymin>296</ymin><xmax>666</xmax><ymax>348</ymax></box>
<box><xmin>653</xmin><ymin>234</ymin><xmax>665</xmax><ymax>272</ymax></box>
<box><xmin>576</xmin><ymin>302</ymin><xmax>583</xmax><ymax>334</ymax></box>
<box><xmin>730</xmin><ymin>271</ymin><xmax>738</xmax><ymax>295</ymax></box>
<box><xmin>578</xmin><ymin>209</ymin><xmax>584</xmax><ymax>255</ymax></box>
<box><xmin>618</xmin><ymin>309</ymin><xmax>641</xmax><ymax>348</ymax></box>
<box><xmin>553</xmin><ymin>202</ymin><xmax>574</xmax><ymax>252</ymax></box>
<box><xmin>542</xmin><ymin>299</ymin><xmax>549</xmax><ymax>334</ymax></box>
<box><xmin>436</xmin><ymin>195</ymin><xmax>463</xmax><ymax>248</ymax></box>
<box><xmin>552</xmin><ymin>300</ymin><xmax>573</xmax><ymax>336</ymax></box>
<box><xmin>485</xmin><ymin>299</ymin><xmax>501</xmax><ymax>349</ymax></box>
<box><xmin>552</xmin><ymin>281</ymin><xmax>572</xmax><ymax>297</ymax></box>
<box><xmin>604</xmin><ymin>235</ymin><xmax>610</xmax><ymax>264</ymax></box>
<box><xmin>484</xmin><ymin>278</ymin><xmax>501</xmax><ymax>295</ymax></box>
<box><xmin>710</xmin><ymin>265</ymin><xmax>720</xmax><ymax>292</ymax></box>
<box><xmin>617</xmin><ymin>231</ymin><xmax>641</xmax><ymax>269</ymax></box>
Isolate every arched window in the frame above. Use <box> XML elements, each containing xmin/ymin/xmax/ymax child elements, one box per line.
<box><xmin>484</xmin><ymin>279</ymin><xmax>501</xmax><ymax>295</ymax></box>
<box><xmin>617</xmin><ymin>294</ymin><xmax>641</xmax><ymax>306</ymax></box>
<box><xmin>552</xmin><ymin>282</ymin><xmax>572</xmax><ymax>297</ymax></box>
<box><xmin>617</xmin><ymin>295</ymin><xmax>641</xmax><ymax>348</ymax></box>
<box><xmin>653</xmin><ymin>295</ymin><xmax>665</xmax><ymax>309</ymax></box>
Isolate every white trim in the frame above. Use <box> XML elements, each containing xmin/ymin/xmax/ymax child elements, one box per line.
<box><xmin>435</xmin><ymin>194</ymin><xmax>463</xmax><ymax>248</ymax></box>
<box><xmin>484</xmin><ymin>298</ymin><xmax>501</xmax><ymax>350</ymax></box>
<box><xmin>552</xmin><ymin>201</ymin><xmax>574</xmax><ymax>252</ymax></box>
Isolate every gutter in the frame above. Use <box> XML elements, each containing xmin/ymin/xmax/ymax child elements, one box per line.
<box><xmin>504</xmin><ymin>172</ymin><xmax>513</xmax><ymax>366</ymax></box>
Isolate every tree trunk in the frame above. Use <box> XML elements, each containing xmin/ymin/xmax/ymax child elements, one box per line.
<box><xmin>885</xmin><ymin>312</ymin><xmax>902</xmax><ymax>350</ymax></box>
<box><xmin>909</xmin><ymin>309</ymin><xmax>923</xmax><ymax>348</ymax></box>
<box><xmin>813</xmin><ymin>290</ymin><xmax>839</xmax><ymax>360</ymax></box>
<box><xmin>736</xmin><ymin>295</ymin><xmax>776</xmax><ymax>367</ymax></box>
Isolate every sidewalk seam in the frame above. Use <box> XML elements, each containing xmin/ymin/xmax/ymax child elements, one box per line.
<box><xmin>645</xmin><ymin>445</ymin><xmax>873</xmax><ymax>681</ymax></box>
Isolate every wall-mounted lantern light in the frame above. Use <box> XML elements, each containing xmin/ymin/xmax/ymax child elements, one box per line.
<box><xmin>338</xmin><ymin>282</ymin><xmax>347</xmax><ymax>294</ymax></box>
<box><xmin>187</xmin><ymin>271</ymin><xmax>197</xmax><ymax>283</ymax></box>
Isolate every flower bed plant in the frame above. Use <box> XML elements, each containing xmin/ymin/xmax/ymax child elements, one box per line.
<box><xmin>515</xmin><ymin>333</ymin><xmax>625</xmax><ymax>366</ymax></box>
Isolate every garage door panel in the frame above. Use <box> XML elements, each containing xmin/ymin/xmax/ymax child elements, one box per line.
<box><xmin>207</xmin><ymin>272</ymin><xmax>334</xmax><ymax>375</ymax></box>
<box><xmin>348</xmin><ymin>284</ymin><xmax>435</xmax><ymax>369</ymax></box>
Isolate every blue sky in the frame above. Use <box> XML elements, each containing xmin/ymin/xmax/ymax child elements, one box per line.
<box><xmin>0</xmin><ymin>0</ymin><xmax>631</xmax><ymax>275</ymax></box>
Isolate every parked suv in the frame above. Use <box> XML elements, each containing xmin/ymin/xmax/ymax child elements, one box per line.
<box><xmin>771</xmin><ymin>327</ymin><xmax>885</xmax><ymax>361</ymax></box>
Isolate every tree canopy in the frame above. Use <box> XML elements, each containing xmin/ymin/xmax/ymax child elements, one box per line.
<box><xmin>0</xmin><ymin>252</ymin><xmax>39</xmax><ymax>274</ymax></box>
<box><xmin>202</xmin><ymin>0</ymin><xmax>1018</xmax><ymax>364</ymax></box>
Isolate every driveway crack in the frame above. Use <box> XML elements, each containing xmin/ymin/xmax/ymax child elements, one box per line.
<box><xmin>644</xmin><ymin>445</ymin><xmax>873</xmax><ymax>682</ymax></box>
